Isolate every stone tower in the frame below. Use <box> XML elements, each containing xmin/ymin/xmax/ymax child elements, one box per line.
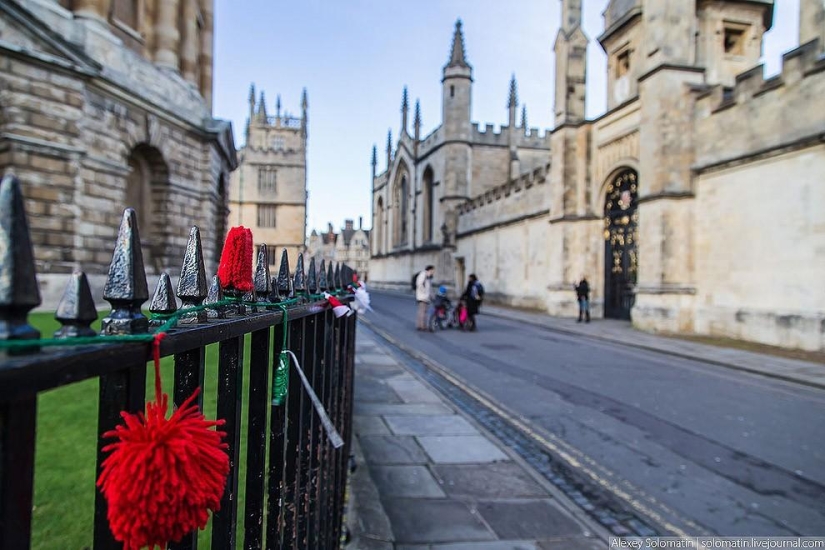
<box><xmin>553</xmin><ymin>0</ymin><xmax>587</xmax><ymax>125</ymax></box>
<box><xmin>548</xmin><ymin>0</ymin><xmax>590</xmax><ymax>296</ymax></box>
<box><xmin>441</xmin><ymin>20</ymin><xmax>473</xmax><ymax>242</ymax></box>
<box><xmin>229</xmin><ymin>85</ymin><xmax>308</xmax><ymax>268</ymax></box>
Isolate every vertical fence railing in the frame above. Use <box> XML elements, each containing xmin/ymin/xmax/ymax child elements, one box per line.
<box><xmin>0</xmin><ymin>174</ymin><xmax>357</xmax><ymax>550</ymax></box>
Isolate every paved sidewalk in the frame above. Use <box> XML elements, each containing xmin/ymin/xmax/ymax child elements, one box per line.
<box><xmin>370</xmin><ymin>289</ymin><xmax>825</xmax><ymax>390</ymax></box>
<box><xmin>347</xmin><ymin>330</ymin><xmax>604</xmax><ymax>550</ymax></box>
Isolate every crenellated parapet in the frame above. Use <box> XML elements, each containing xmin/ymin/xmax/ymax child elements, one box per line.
<box><xmin>456</xmin><ymin>163</ymin><xmax>550</xmax><ymax>235</ymax></box>
<box><xmin>458</xmin><ymin>163</ymin><xmax>550</xmax><ymax>215</ymax></box>
<box><xmin>469</xmin><ymin>124</ymin><xmax>552</xmax><ymax>149</ymax></box>
<box><xmin>693</xmin><ymin>39</ymin><xmax>825</xmax><ymax>171</ymax></box>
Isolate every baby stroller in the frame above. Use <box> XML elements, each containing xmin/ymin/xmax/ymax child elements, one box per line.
<box><xmin>452</xmin><ymin>299</ymin><xmax>470</xmax><ymax>331</ymax></box>
<box><xmin>428</xmin><ymin>286</ymin><xmax>453</xmax><ymax>331</ymax></box>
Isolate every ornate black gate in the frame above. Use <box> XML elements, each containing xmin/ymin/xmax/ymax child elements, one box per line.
<box><xmin>603</xmin><ymin>169</ymin><xmax>638</xmax><ymax>320</ymax></box>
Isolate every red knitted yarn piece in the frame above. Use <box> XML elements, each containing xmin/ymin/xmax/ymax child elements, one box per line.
<box><xmin>217</xmin><ymin>226</ymin><xmax>254</xmax><ymax>292</ymax></box>
<box><xmin>97</xmin><ymin>389</ymin><xmax>229</xmax><ymax>550</ymax></box>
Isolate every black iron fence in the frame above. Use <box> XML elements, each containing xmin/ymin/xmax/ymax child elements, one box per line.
<box><xmin>0</xmin><ymin>174</ymin><xmax>357</xmax><ymax>549</ymax></box>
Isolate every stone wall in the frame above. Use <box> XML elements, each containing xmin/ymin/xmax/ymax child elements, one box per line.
<box><xmin>0</xmin><ymin>1</ymin><xmax>236</xmax><ymax>308</ymax></box>
<box><xmin>694</xmin><ymin>146</ymin><xmax>825</xmax><ymax>351</ymax></box>
<box><xmin>456</xmin><ymin>165</ymin><xmax>550</xmax><ymax>309</ymax></box>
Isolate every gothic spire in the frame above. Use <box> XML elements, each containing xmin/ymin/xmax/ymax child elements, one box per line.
<box><xmin>371</xmin><ymin>144</ymin><xmax>378</xmax><ymax>168</ymax></box>
<box><xmin>521</xmin><ymin>104</ymin><xmax>527</xmax><ymax>129</ymax></box>
<box><xmin>248</xmin><ymin>83</ymin><xmax>256</xmax><ymax>115</ymax></box>
<box><xmin>386</xmin><ymin>129</ymin><xmax>392</xmax><ymax>168</ymax></box>
<box><xmin>508</xmin><ymin>74</ymin><xmax>518</xmax><ymax>108</ymax></box>
<box><xmin>447</xmin><ymin>19</ymin><xmax>469</xmax><ymax>68</ymax></box>
<box><xmin>257</xmin><ymin>90</ymin><xmax>268</xmax><ymax>119</ymax></box>
<box><xmin>414</xmin><ymin>99</ymin><xmax>421</xmax><ymax>128</ymax></box>
<box><xmin>276</xmin><ymin>94</ymin><xmax>282</xmax><ymax>117</ymax></box>
<box><xmin>301</xmin><ymin>88</ymin><xmax>308</xmax><ymax>139</ymax></box>
<box><xmin>401</xmin><ymin>86</ymin><xmax>409</xmax><ymax>133</ymax></box>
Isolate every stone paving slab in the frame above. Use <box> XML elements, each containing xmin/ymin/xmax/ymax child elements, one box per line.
<box><xmin>383</xmin><ymin>414</ymin><xmax>480</xmax><ymax>436</ymax></box>
<box><xmin>432</xmin><ymin>462</ymin><xmax>548</xmax><ymax>499</ymax></box>
<box><xmin>348</xmin><ymin>438</ymin><xmax>394</xmax><ymax>549</ymax></box>
<box><xmin>360</xmin><ymin>435</ymin><xmax>429</xmax><ymax>465</ymax></box>
<box><xmin>353</xmin><ymin>414</ymin><xmax>391</xmax><ymax>436</ymax></box>
<box><xmin>357</xmin><ymin>353</ymin><xmax>400</xmax><ymax>366</ymax></box>
<box><xmin>383</xmin><ymin>498</ymin><xmax>496</xmax><ymax>544</ymax></box>
<box><xmin>387</xmin><ymin>377</ymin><xmax>444</xmax><ymax>403</ymax></box>
<box><xmin>355</xmin><ymin>363</ymin><xmax>408</xmax><ymax>380</ymax></box>
<box><xmin>371</xmin><ymin>465</ymin><xmax>446</xmax><ymax>498</ymax></box>
<box><xmin>355</xmin><ymin>377</ymin><xmax>403</xmax><ymax>403</ymax></box>
<box><xmin>417</xmin><ymin>435</ymin><xmax>510</xmax><ymax>463</ymax></box>
<box><xmin>476</xmin><ymin>500</ymin><xmax>583</xmax><ymax>539</ymax></box>
<box><xmin>355</xmin><ymin>403</ymin><xmax>454</xmax><ymax>416</ymax></box>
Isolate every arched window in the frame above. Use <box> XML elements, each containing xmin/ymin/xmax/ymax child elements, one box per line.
<box><xmin>126</xmin><ymin>149</ymin><xmax>152</xmax><ymax>236</ymax></box>
<box><xmin>392</xmin><ymin>167</ymin><xmax>410</xmax><ymax>247</ymax></box>
<box><xmin>400</xmin><ymin>175</ymin><xmax>408</xmax><ymax>244</ymax></box>
<box><xmin>422</xmin><ymin>166</ymin><xmax>435</xmax><ymax>243</ymax></box>
<box><xmin>125</xmin><ymin>144</ymin><xmax>169</xmax><ymax>273</ymax></box>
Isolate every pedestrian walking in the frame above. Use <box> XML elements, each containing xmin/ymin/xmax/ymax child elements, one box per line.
<box><xmin>575</xmin><ymin>276</ymin><xmax>590</xmax><ymax>323</ymax></box>
<box><xmin>415</xmin><ymin>265</ymin><xmax>434</xmax><ymax>330</ymax></box>
<box><xmin>461</xmin><ymin>274</ymin><xmax>484</xmax><ymax>331</ymax></box>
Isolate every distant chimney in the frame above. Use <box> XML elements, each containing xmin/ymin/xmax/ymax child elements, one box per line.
<box><xmin>359</xmin><ymin>216</ymin><xmax>363</xmax><ymax>229</ymax></box>
<box><xmin>345</xmin><ymin>219</ymin><xmax>354</xmax><ymax>231</ymax></box>
<box><xmin>328</xmin><ymin>222</ymin><xmax>333</xmax><ymax>234</ymax></box>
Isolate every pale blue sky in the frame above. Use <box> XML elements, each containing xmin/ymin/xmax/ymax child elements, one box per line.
<box><xmin>213</xmin><ymin>1</ymin><xmax>800</xmax><ymax>236</ymax></box>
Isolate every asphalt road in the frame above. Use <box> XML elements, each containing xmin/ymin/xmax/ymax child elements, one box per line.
<box><xmin>361</xmin><ymin>290</ymin><xmax>825</xmax><ymax>536</ymax></box>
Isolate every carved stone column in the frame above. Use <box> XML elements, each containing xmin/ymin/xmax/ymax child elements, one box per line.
<box><xmin>180</xmin><ymin>0</ymin><xmax>199</xmax><ymax>84</ymax></box>
<box><xmin>73</xmin><ymin>0</ymin><xmax>112</xmax><ymax>23</ymax></box>
<box><xmin>154</xmin><ymin>0</ymin><xmax>181</xmax><ymax>70</ymax></box>
<box><xmin>199</xmin><ymin>0</ymin><xmax>214</xmax><ymax>109</ymax></box>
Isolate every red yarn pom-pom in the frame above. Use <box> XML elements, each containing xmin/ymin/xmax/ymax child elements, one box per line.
<box><xmin>97</xmin><ymin>389</ymin><xmax>229</xmax><ymax>550</ymax></box>
<box><xmin>217</xmin><ymin>226</ymin><xmax>254</xmax><ymax>292</ymax></box>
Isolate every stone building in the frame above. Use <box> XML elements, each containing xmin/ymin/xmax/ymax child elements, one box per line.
<box><xmin>0</xmin><ymin>0</ymin><xmax>237</xmax><ymax>306</ymax></box>
<box><xmin>371</xmin><ymin>1</ymin><xmax>825</xmax><ymax>352</ymax></box>
<box><xmin>307</xmin><ymin>218</ymin><xmax>371</xmax><ymax>280</ymax></box>
<box><xmin>228</xmin><ymin>85</ymin><xmax>307</xmax><ymax>268</ymax></box>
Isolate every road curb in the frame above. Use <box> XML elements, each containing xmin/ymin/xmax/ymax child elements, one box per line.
<box><xmin>371</xmin><ymin>288</ymin><xmax>825</xmax><ymax>392</ymax></box>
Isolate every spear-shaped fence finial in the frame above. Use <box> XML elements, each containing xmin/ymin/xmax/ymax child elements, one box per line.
<box><xmin>101</xmin><ymin>208</ymin><xmax>149</xmax><ymax>335</ymax></box>
<box><xmin>0</xmin><ymin>174</ymin><xmax>42</xmax><ymax>348</ymax></box>
<box><xmin>54</xmin><ymin>271</ymin><xmax>98</xmax><ymax>338</ymax></box>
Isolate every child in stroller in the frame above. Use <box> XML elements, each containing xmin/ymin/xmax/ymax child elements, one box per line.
<box><xmin>428</xmin><ymin>286</ymin><xmax>453</xmax><ymax>331</ymax></box>
<box><xmin>453</xmin><ymin>299</ymin><xmax>469</xmax><ymax>330</ymax></box>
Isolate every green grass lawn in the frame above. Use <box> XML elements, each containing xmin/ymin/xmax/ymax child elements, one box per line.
<box><xmin>28</xmin><ymin>313</ymin><xmax>258</xmax><ymax>549</ymax></box>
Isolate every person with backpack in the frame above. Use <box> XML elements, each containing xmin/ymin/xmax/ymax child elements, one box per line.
<box><xmin>461</xmin><ymin>274</ymin><xmax>484</xmax><ymax>331</ymax></box>
<box><xmin>414</xmin><ymin>265</ymin><xmax>434</xmax><ymax>331</ymax></box>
